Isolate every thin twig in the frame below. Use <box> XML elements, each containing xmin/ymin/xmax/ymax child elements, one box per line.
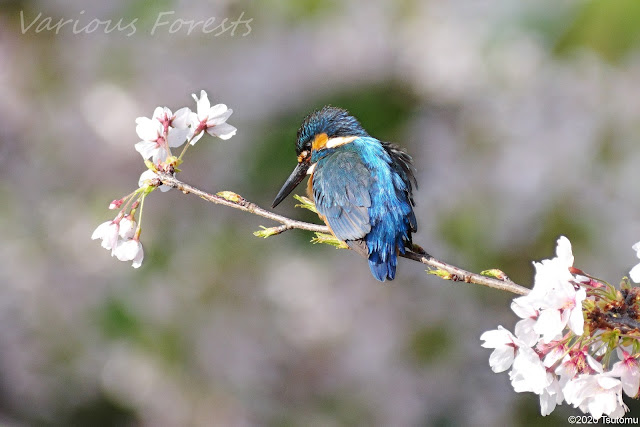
<box><xmin>157</xmin><ymin>172</ymin><xmax>328</xmax><ymax>233</ymax></box>
<box><xmin>156</xmin><ymin>171</ymin><xmax>531</xmax><ymax>296</ymax></box>
<box><xmin>400</xmin><ymin>250</ymin><xmax>530</xmax><ymax>295</ymax></box>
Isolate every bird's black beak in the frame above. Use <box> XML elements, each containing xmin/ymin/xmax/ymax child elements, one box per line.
<box><xmin>272</xmin><ymin>161</ymin><xmax>310</xmax><ymax>208</ymax></box>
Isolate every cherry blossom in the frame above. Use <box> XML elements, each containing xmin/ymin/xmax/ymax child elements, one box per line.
<box><xmin>564</xmin><ymin>373</ymin><xmax>627</xmax><ymax>419</ymax></box>
<box><xmin>113</xmin><ymin>238</ymin><xmax>144</xmax><ymax>269</ymax></box>
<box><xmin>134</xmin><ymin>107</ymin><xmax>190</xmax><ymax>163</ymax></box>
<box><xmin>91</xmin><ymin>220</ymin><xmax>120</xmax><ymax>252</ymax></box>
<box><xmin>610</xmin><ymin>349</ymin><xmax>640</xmax><ymax>398</ymax></box>
<box><xmin>480</xmin><ymin>326</ymin><xmax>525</xmax><ymax>373</ymax></box>
<box><xmin>481</xmin><ymin>236</ymin><xmax>638</xmax><ymax>419</ymax></box>
<box><xmin>189</xmin><ymin>90</ymin><xmax>236</xmax><ymax>144</ymax></box>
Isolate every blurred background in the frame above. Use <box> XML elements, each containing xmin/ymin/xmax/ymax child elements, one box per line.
<box><xmin>1</xmin><ymin>0</ymin><xmax>640</xmax><ymax>425</ymax></box>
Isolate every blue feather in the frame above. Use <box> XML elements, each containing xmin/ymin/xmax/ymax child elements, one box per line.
<box><xmin>312</xmin><ymin>137</ymin><xmax>415</xmax><ymax>281</ymax></box>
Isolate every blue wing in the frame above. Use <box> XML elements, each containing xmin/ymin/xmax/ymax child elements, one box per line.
<box><xmin>359</xmin><ymin>138</ymin><xmax>416</xmax><ymax>281</ymax></box>
<box><xmin>312</xmin><ymin>148</ymin><xmax>372</xmax><ymax>244</ymax></box>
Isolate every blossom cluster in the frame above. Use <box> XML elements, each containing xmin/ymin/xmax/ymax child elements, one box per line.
<box><xmin>481</xmin><ymin>237</ymin><xmax>640</xmax><ymax>419</ymax></box>
<box><xmin>92</xmin><ymin>90</ymin><xmax>236</xmax><ymax>267</ymax></box>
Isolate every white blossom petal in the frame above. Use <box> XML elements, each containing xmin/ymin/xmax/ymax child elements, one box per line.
<box><xmin>135</xmin><ymin>117</ymin><xmax>162</xmax><ymax>141</ymax></box>
<box><xmin>610</xmin><ymin>349</ymin><xmax>640</xmax><ymax>397</ymax></box>
<box><xmin>151</xmin><ymin>146</ymin><xmax>168</xmax><ymax>164</ymax></box>
<box><xmin>543</xmin><ymin>344</ymin><xmax>566</xmax><ymax>368</ymax></box>
<box><xmin>528</xmin><ymin>236</ymin><xmax>576</xmax><ymax>304</ymax></box>
<box><xmin>511</xmin><ymin>296</ymin><xmax>538</xmax><ymax>319</ymax></box>
<box><xmin>135</xmin><ymin>140</ymin><xmax>159</xmax><ymax>160</ymax></box>
<box><xmin>509</xmin><ymin>346</ymin><xmax>550</xmax><ymax>394</ymax></box>
<box><xmin>118</xmin><ymin>218</ymin><xmax>136</xmax><ymax>239</ymax></box>
<box><xmin>91</xmin><ymin>221</ymin><xmax>111</xmax><ymax>240</ymax></box>
<box><xmin>92</xmin><ymin>221</ymin><xmax>119</xmax><ymax>251</ymax></box>
<box><xmin>167</xmin><ymin>127</ymin><xmax>189</xmax><ymax>148</ymax></box>
<box><xmin>534</xmin><ymin>309</ymin><xmax>563</xmax><ymax>344</ymax></box>
<box><xmin>514</xmin><ymin>318</ymin><xmax>539</xmax><ymax>347</ymax></box>
<box><xmin>587</xmin><ymin>354</ymin><xmax>604</xmax><ymax>374</ymax></box>
<box><xmin>206</xmin><ymin>122</ymin><xmax>237</xmax><ymax>140</ymax></box>
<box><xmin>481</xmin><ymin>326</ymin><xmax>520</xmax><ymax>373</ymax></box>
<box><xmin>567</xmin><ymin>288</ymin><xmax>586</xmax><ymax>336</ymax></box>
<box><xmin>489</xmin><ymin>347</ymin><xmax>516</xmax><ymax>373</ymax></box>
<box><xmin>540</xmin><ymin>377</ymin><xmax>563</xmax><ymax>416</ymax></box>
<box><xmin>114</xmin><ymin>239</ymin><xmax>142</xmax><ymax>262</ymax></box>
<box><xmin>131</xmin><ymin>243</ymin><xmax>144</xmax><ymax>268</ymax></box>
<box><xmin>193</xmin><ymin>90</ymin><xmax>211</xmax><ymax>121</ymax></box>
<box><xmin>555</xmin><ymin>236</ymin><xmax>574</xmax><ymax>267</ymax></box>
<box><xmin>630</xmin><ymin>263</ymin><xmax>640</xmax><ymax>283</ymax></box>
<box><xmin>152</xmin><ymin>106</ymin><xmax>166</xmax><ymax>121</ymax></box>
<box><xmin>172</xmin><ymin>107</ymin><xmax>191</xmax><ymax>129</ymax></box>
<box><xmin>205</xmin><ymin>104</ymin><xmax>229</xmax><ymax>123</ymax></box>
<box><xmin>480</xmin><ymin>326</ymin><xmax>514</xmax><ymax>348</ymax></box>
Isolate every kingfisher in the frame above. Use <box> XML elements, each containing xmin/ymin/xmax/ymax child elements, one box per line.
<box><xmin>272</xmin><ymin>106</ymin><xmax>417</xmax><ymax>281</ymax></box>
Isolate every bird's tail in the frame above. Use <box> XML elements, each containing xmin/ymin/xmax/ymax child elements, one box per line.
<box><xmin>368</xmin><ymin>250</ymin><xmax>398</xmax><ymax>282</ymax></box>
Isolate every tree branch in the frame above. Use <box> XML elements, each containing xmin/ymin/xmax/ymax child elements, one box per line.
<box><xmin>156</xmin><ymin>172</ymin><xmax>327</xmax><ymax>234</ymax></box>
<box><xmin>156</xmin><ymin>171</ymin><xmax>530</xmax><ymax>296</ymax></box>
<box><xmin>400</xmin><ymin>250</ymin><xmax>529</xmax><ymax>295</ymax></box>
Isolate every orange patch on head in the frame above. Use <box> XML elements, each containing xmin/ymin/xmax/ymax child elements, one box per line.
<box><xmin>311</xmin><ymin>133</ymin><xmax>329</xmax><ymax>152</ymax></box>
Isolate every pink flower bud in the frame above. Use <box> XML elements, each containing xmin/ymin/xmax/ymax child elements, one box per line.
<box><xmin>109</xmin><ymin>199</ymin><xmax>124</xmax><ymax>210</ymax></box>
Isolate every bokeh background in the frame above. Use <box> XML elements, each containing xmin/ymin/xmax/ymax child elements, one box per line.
<box><xmin>1</xmin><ymin>0</ymin><xmax>640</xmax><ymax>425</ymax></box>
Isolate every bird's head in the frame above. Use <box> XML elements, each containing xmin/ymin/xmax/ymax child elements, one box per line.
<box><xmin>272</xmin><ymin>106</ymin><xmax>368</xmax><ymax>208</ymax></box>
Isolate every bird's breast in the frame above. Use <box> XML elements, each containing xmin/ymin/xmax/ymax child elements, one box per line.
<box><xmin>307</xmin><ymin>170</ymin><xmax>315</xmax><ymax>201</ymax></box>
<box><xmin>307</xmin><ymin>170</ymin><xmax>333</xmax><ymax>233</ymax></box>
